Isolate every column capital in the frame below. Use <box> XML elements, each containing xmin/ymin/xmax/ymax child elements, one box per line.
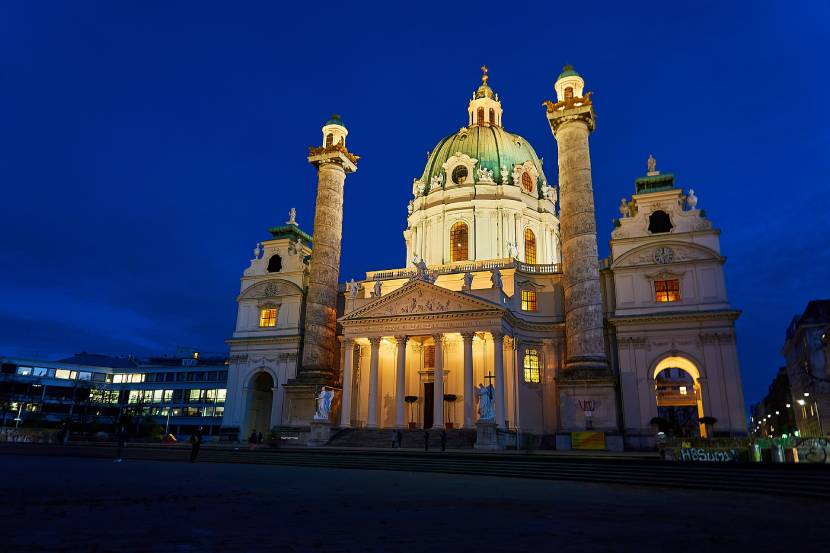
<box><xmin>368</xmin><ymin>337</ymin><xmax>382</xmax><ymax>347</ymax></box>
<box><xmin>432</xmin><ymin>333</ymin><xmax>445</xmax><ymax>343</ymax></box>
<box><xmin>342</xmin><ymin>336</ymin><xmax>355</xmax><ymax>346</ymax></box>
<box><xmin>394</xmin><ymin>335</ymin><xmax>408</xmax><ymax>345</ymax></box>
<box><xmin>491</xmin><ymin>331</ymin><xmax>505</xmax><ymax>342</ymax></box>
<box><xmin>460</xmin><ymin>332</ymin><xmax>476</xmax><ymax>342</ymax></box>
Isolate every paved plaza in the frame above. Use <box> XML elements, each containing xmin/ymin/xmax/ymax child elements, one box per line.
<box><xmin>0</xmin><ymin>455</ymin><xmax>826</xmax><ymax>552</ymax></box>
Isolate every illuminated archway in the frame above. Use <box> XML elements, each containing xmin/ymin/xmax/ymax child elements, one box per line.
<box><xmin>245</xmin><ymin>371</ymin><xmax>274</xmax><ymax>441</ymax></box>
<box><xmin>652</xmin><ymin>356</ymin><xmax>706</xmax><ymax>437</ymax></box>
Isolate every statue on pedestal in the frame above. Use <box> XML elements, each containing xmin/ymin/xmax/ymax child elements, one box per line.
<box><xmin>287</xmin><ymin>207</ymin><xmax>297</xmax><ymax>225</ymax></box>
<box><xmin>314</xmin><ymin>387</ymin><xmax>335</xmax><ymax>421</ymax></box>
<box><xmin>475</xmin><ymin>384</ymin><xmax>495</xmax><ymax>422</ymax></box>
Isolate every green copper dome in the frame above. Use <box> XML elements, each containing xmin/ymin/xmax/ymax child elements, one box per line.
<box><xmin>420</xmin><ymin>125</ymin><xmax>548</xmax><ymax>196</ymax></box>
<box><xmin>325</xmin><ymin>114</ymin><xmax>345</xmax><ymax>127</ymax></box>
<box><xmin>557</xmin><ymin>64</ymin><xmax>579</xmax><ymax>80</ymax></box>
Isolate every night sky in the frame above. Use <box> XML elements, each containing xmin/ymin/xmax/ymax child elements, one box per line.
<box><xmin>1</xmin><ymin>1</ymin><xmax>828</xmax><ymax>408</ymax></box>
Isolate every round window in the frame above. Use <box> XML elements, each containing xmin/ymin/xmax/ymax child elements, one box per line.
<box><xmin>452</xmin><ymin>165</ymin><xmax>468</xmax><ymax>185</ymax></box>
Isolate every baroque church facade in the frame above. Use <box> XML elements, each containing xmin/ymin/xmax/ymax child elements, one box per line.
<box><xmin>221</xmin><ymin>66</ymin><xmax>747</xmax><ymax>450</ymax></box>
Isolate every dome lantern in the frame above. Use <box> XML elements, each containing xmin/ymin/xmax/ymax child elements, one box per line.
<box><xmin>321</xmin><ymin>114</ymin><xmax>348</xmax><ymax>148</ymax></box>
<box><xmin>554</xmin><ymin>64</ymin><xmax>585</xmax><ymax>103</ymax></box>
<box><xmin>467</xmin><ymin>66</ymin><xmax>503</xmax><ymax>127</ymax></box>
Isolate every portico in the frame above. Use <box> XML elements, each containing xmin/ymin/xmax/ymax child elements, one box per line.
<box><xmin>338</xmin><ymin>279</ymin><xmax>514</xmax><ymax>430</ymax></box>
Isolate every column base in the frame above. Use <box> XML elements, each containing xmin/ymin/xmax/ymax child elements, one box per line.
<box><xmin>474</xmin><ymin>421</ymin><xmax>501</xmax><ymax>450</ymax></box>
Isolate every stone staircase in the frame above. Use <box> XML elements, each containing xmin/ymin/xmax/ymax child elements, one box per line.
<box><xmin>327</xmin><ymin>428</ymin><xmax>477</xmax><ymax>449</ymax></box>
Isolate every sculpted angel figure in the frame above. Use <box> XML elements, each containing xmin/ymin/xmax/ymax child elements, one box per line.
<box><xmin>287</xmin><ymin>207</ymin><xmax>297</xmax><ymax>225</ymax></box>
<box><xmin>314</xmin><ymin>387</ymin><xmax>335</xmax><ymax>421</ymax></box>
<box><xmin>347</xmin><ymin>278</ymin><xmax>359</xmax><ymax>299</ymax></box>
<box><xmin>475</xmin><ymin>383</ymin><xmax>495</xmax><ymax>422</ymax></box>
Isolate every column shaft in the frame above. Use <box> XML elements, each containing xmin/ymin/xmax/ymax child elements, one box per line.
<box><xmin>366</xmin><ymin>338</ymin><xmax>380</xmax><ymax>428</ymax></box>
<box><xmin>493</xmin><ymin>333</ymin><xmax>506</xmax><ymax>428</ymax></box>
<box><xmin>433</xmin><ymin>334</ymin><xmax>444</xmax><ymax>429</ymax></box>
<box><xmin>394</xmin><ymin>336</ymin><xmax>407</xmax><ymax>428</ymax></box>
<box><xmin>462</xmin><ymin>333</ymin><xmax>475</xmax><ymax>428</ymax></box>
<box><xmin>340</xmin><ymin>339</ymin><xmax>354</xmax><ymax>427</ymax></box>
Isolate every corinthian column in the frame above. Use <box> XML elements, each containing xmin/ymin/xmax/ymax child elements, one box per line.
<box><xmin>300</xmin><ymin>116</ymin><xmax>358</xmax><ymax>383</ymax></box>
<box><xmin>544</xmin><ymin>66</ymin><xmax>608</xmax><ymax>376</ymax></box>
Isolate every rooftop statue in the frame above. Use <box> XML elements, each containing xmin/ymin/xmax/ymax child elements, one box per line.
<box><xmin>647</xmin><ymin>154</ymin><xmax>657</xmax><ymax>174</ymax></box>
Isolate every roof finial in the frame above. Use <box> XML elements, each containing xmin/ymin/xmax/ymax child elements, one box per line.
<box><xmin>481</xmin><ymin>65</ymin><xmax>489</xmax><ymax>85</ymax></box>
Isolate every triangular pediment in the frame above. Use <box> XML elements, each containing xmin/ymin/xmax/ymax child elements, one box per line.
<box><xmin>341</xmin><ymin>280</ymin><xmax>505</xmax><ymax>322</ymax></box>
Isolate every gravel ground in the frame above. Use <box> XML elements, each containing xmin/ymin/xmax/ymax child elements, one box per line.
<box><xmin>0</xmin><ymin>455</ymin><xmax>826</xmax><ymax>552</ymax></box>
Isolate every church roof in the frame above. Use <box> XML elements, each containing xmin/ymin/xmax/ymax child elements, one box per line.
<box><xmin>268</xmin><ymin>223</ymin><xmax>312</xmax><ymax>244</ymax></box>
<box><xmin>420</xmin><ymin>125</ymin><xmax>548</xmax><ymax>195</ymax></box>
<box><xmin>558</xmin><ymin>64</ymin><xmax>580</xmax><ymax>80</ymax></box>
<box><xmin>325</xmin><ymin>114</ymin><xmax>345</xmax><ymax>127</ymax></box>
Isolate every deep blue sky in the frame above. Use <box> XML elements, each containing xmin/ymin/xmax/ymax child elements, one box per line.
<box><xmin>1</xmin><ymin>1</ymin><xmax>828</xmax><ymax>406</ymax></box>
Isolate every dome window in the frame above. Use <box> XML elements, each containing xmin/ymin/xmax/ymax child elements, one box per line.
<box><xmin>524</xmin><ymin>229</ymin><xmax>537</xmax><ymax>264</ymax></box>
<box><xmin>477</xmin><ymin>107</ymin><xmax>484</xmax><ymax>126</ymax></box>
<box><xmin>267</xmin><ymin>254</ymin><xmax>283</xmax><ymax>273</ymax></box>
<box><xmin>450</xmin><ymin>222</ymin><xmax>469</xmax><ymax>262</ymax></box>
<box><xmin>325</xmin><ymin>133</ymin><xmax>334</xmax><ymax>147</ymax></box>
<box><xmin>452</xmin><ymin>165</ymin><xmax>468</xmax><ymax>185</ymax></box>
<box><xmin>521</xmin><ymin>172</ymin><xmax>534</xmax><ymax>194</ymax></box>
<box><xmin>648</xmin><ymin>211</ymin><xmax>673</xmax><ymax>234</ymax></box>
<box><xmin>489</xmin><ymin>108</ymin><xmax>495</xmax><ymax>125</ymax></box>
<box><xmin>564</xmin><ymin>86</ymin><xmax>574</xmax><ymax>100</ymax></box>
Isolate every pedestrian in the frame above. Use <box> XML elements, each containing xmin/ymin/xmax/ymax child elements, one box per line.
<box><xmin>248</xmin><ymin>429</ymin><xmax>258</xmax><ymax>450</ymax></box>
<box><xmin>423</xmin><ymin>429</ymin><xmax>429</xmax><ymax>452</ymax></box>
<box><xmin>114</xmin><ymin>421</ymin><xmax>127</xmax><ymax>463</ymax></box>
<box><xmin>189</xmin><ymin>426</ymin><xmax>203</xmax><ymax>463</ymax></box>
<box><xmin>257</xmin><ymin>431</ymin><xmax>263</xmax><ymax>444</ymax></box>
<box><xmin>396</xmin><ymin>429</ymin><xmax>403</xmax><ymax>449</ymax></box>
<box><xmin>391</xmin><ymin>430</ymin><xmax>397</xmax><ymax>448</ymax></box>
<box><xmin>440</xmin><ymin>429</ymin><xmax>447</xmax><ymax>452</ymax></box>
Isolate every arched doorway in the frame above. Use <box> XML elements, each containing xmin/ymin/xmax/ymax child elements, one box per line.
<box><xmin>652</xmin><ymin>356</ymin><xmax>706</xmax><ymax>437</ymax></box>
<box><xmin>245</xmin><ymin>372</ymin><xmax>274</xmax><ymax>440</ymax></box>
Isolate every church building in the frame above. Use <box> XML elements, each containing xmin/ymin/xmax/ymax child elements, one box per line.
<box><xmin>221</xmin><ymin>66</ymin><xmax>747</xmax><ymax>450</ymax></box>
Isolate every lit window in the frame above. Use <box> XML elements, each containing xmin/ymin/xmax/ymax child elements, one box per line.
<box><xmin>524</xmin><ymin>228</ymin><xmax>537</xmax><ymax>264</ymax></box>
<box><xmin>477</xmin><ymin>107</ymin><xmax>484</xmax><ymax>125</ymax></box>
<box><xmin>259</xmin><ymin>307</ymin><xmax>278</xmax><ymax>327</ymax></box>
<box><xmin>55</xmin><ymin>369</ymin><xmax>73</xmax><ymax>380</ymax></box>
<box><xmin>163</xmin><ymin>390</ymin><xmax>173</xmax><ymax>402</ymax></box>
<box><xmin>523</xmin><ymin>349</ymin><xmax>541</xmax><ymax>383</ymax></box>
<box><xmin>679</xmin><ymin>386</ymin><xmax>688</xmax><ymax>395</ymax></box>
<box><xmin>521</xmin><ymin>171</ymin><xmax>534</xmax><ymax>194</ymax></box>
<box><xmin>450</xmin><ymin>221</ymin><xmax>469</xmax><ymax>262</ymax></box>
<box><xmin>489</xmin><ymin>108</ymin><xmax>495</xmax><ymax>125</ymax></box>
<box><xmin>16</xmin><ymin>366</ymin><xmax>32</xmax><ymax>376</ymax></box>
<box><xmin>654</xmin><ymin>279</ymin><xmax>680</xmax><ymax>302</ymax></box>
<box><xmin>325</xmin><ymin>133</ymin><xmax>333</xmax><ymax>147</ymax></box>
<box><xmin>521</xmin><ymin>290</ymin><xmax>537</xmax><ymax>311</ymax></box>
<box><xmin>189</xmin><ymin>389</ymin><xmax>203</xmax><ymax>403</ymax></box>
<box><xmin>33</xmin><ymin>367</ymin><xmax>49</xmax><ymax>377</ymax></box>
<box><xmin>78</xmin><ymin>372</ymin><xmax>92</xmax><ymax>381</ymax></box>
<box><xmin>217</xmin><ymin>389</ymin><xmax>227</xmax><ymax>402</ymax></box>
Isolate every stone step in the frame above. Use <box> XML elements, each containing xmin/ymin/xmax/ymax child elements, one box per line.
<box><xmin>327</xmin><ymin>428</ymin><xmax>477</xmax><ymax>449</ymax></box>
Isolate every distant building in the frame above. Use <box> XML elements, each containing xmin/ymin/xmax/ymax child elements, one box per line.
<box><xmin>781</xmin><ymin>300</ymin><xmax>830</xmax><ymax>437</ymax></box>
<box><xmin>0</xmin><ymin>350</ymin><xmax>228</xmax><ymax>439</ymax></box>
<box><xmin>750</xmin><ymin>367</ymin><xmax>797</xmax><ymax>438</ymax></box>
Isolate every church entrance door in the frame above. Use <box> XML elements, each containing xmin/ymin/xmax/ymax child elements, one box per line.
<box><xmin>245</xmin><ymin>372</ymin><xmax>274</xmax><ymax>440</ymax></box>
<box><xmin>423</xmin><ymin>382</ymin><xmax>434</xmax><ymax>429</ymax></box>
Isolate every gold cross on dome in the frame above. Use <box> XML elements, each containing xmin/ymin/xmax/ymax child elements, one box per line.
<box><xmin>481</xmin><ymin>65</ymin><xmax>489</xmax><ymax>84</ymax></box>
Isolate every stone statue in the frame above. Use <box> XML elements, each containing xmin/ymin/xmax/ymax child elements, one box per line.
<box><xmin>619</xmin><ymin>198</ymin><xmax>631</xmax><ymax>218</ymax></box>
<box><xmin>647</xmin><ymin>154</ymin><xmax>657</xmax><ymax>174</ymax></box>
<box><xmin>287</xmin><ymin>207</ymin><xmax>297</xmax><ymax>225</ymax></box>
<box><xmin>506</xmin><ymin>242</ymin><xmax>519</xmax><ymax>259</ymax></box>
<box><xmin>253</xmin><ymin>242</ymin><xmax>262</xmax><ymax>259</ymax></box>
<box><xmin>372</xmin><ymin>277</ymin><xmax>382</xmax><ymax>298</ymax></box>
<box><xmin>288</xmin><ymin>237</ymin><xmax>300</xmax><ymax>256</ymax></box>
<box><xmin>314</xmin><ymin>386</ymin><xmax>335</xmax><ymax>421</ymax></box>
<box><xmin>475</xmin><ymin>383</ymin><xmax>495</xmax><ymax>422</ymax></box>
<box><xmin>500</xmin><ymin>166</ymin><xmax>509</xmax><ymax>184</ymax></box>
<box><xmin>462</xmin><ymin>272</ymin><xmax>473</xmax><ymax>291</ymax></box>
<box><xmin>490</xmin><ymin>268</ymin><xmax>503</xmax><ymax>290</ymax></box>
<box><xmin>407</xmin><ymin>200</ymin><xmax>414</xmax><ymax>215</ymax></box>
<box><xmin>686</xmin><ymin>189</ymin><xmax>698</xmax><ymax>210</ymax></box>
<box><xmin>430</xmin><ymin>173</ymin><xmax>443</xmax><ymax>190</ymax></box>
<box><xmin>346</xmin><ymin>278</ymin><xmax>359</xmax><ymax>299</ymax></box>
<box><xmin>476</xmin><ymin>166</ymin><xmax>495</xmax><ymax>184</ymax></box>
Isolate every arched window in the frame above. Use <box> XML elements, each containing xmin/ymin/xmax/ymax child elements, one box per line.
<box><xmin>524</xmin><ymin>228</ymin><xmax>537</xmax><ymax>264</ymax></box>
<box><xmin>648</xmin><ymin>210</ymin><xmax>673</xmax><ymax>233</ymax></box>
<box><xmin>523</xmin><ymin>349</ymin><xmax>540</xmax><ymax>383</ymax></box>
<box><xmin>489</xmin><ymin>108</ymin><xmax>495</xmax><ymax>125</ymax></box>
<box><xmin>477</xmin><ymin>107</ymin><xmax>484</xmax><ymax>125</ymax></box>
<box><xmin>450</xmin><ymin>221</ymin><xmax>469</xmax><ymax>262</ymax></box>
<box><xmin>564</xmin><ymin>86</ymin><xmax>574</xmax><ymax>100</ymax></box>
<box><xmin>267</xmin><ymin>254</ymin><xmax>282</xmax><ymax>273</ymax></box>
<box><xmin>521</xmin><ymin>171</ymin><xmax>534</xmax><ymax>194</ymax></box>
<box><xmin>325</xmin><ymin>133</ymin><xmax>333</xmax><ymax>147</ymax></box>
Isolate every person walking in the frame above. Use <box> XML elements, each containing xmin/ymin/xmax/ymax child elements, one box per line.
<box><xmin>114</xmin><ymin>419</ymin><xmax>127</xmax><ymax>463</ymax></box>
<box><xmin>396</xmin><ymin>429</ymin><xmax>403</xmax><ymax>449</ymax></box>
<box><xmin>248</xmin><ymin>429</ymin><xmax>258</xmax><ymax>450</ymax></box>
<box><xmin>440</xmin><ymin>429</ymin><xmax>447</xmax><ymax>452</ymax></box>
<box><xmin>423</xmin><ymin>430</ymin><xmax>430</xmax><ymax>452</ymax></box>
<box><xmin>189</xmin><ymin>426</ymin><xmax>203</xmax><ymax>463</ymax></box>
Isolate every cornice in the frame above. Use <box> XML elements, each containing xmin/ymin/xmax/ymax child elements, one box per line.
<box><xmin>608</xmin><ymin>309</ymin><xmax>741</xmax><ymax>325</ymax></box>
